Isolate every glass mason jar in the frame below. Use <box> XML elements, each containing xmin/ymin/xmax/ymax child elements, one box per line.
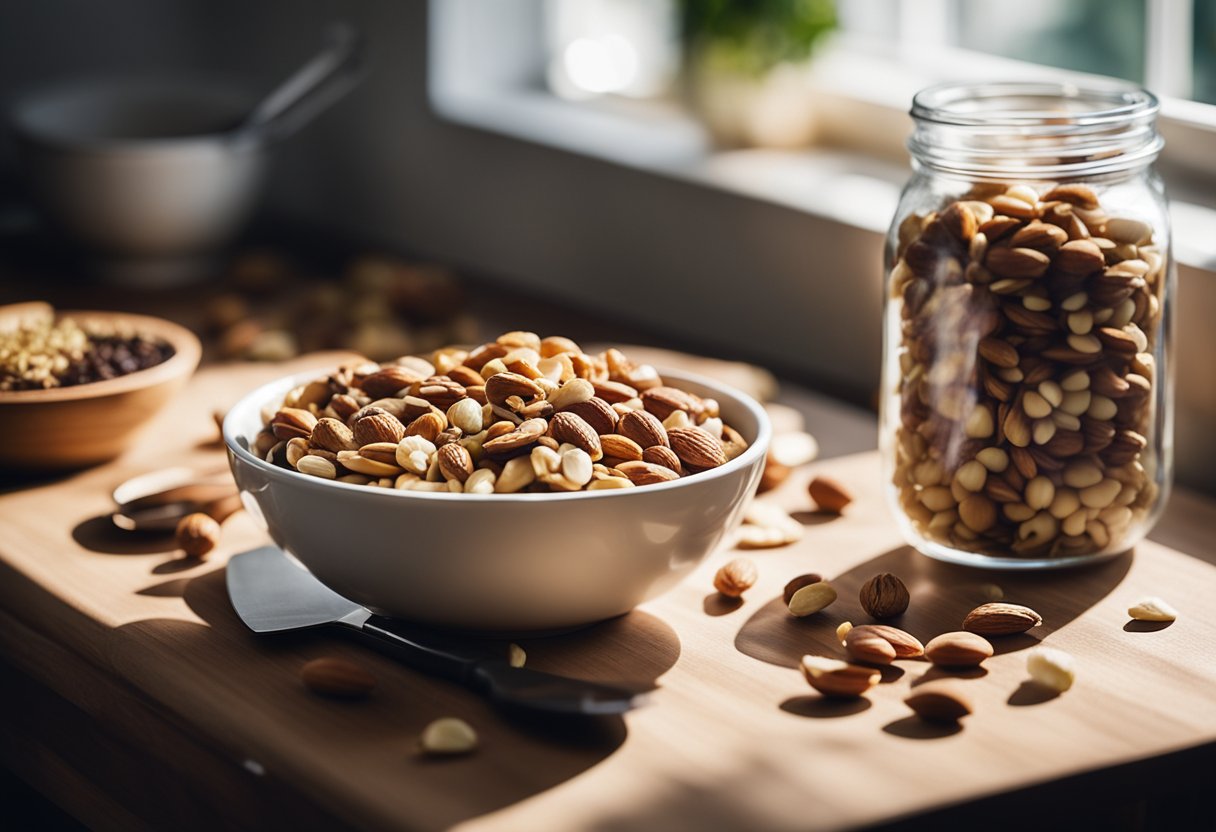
<box><xmin>881</xmin><ymin>82</ymin><xmax>1173</xmax><ymax>568</ymax></box>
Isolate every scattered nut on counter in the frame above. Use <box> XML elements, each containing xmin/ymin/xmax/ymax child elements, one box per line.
<box><xmin>844</xmin><ymin>625</ymin><xmax>924</xmax><ymax>666</ymax></box>
<box><xmin>175</xmin><ymin>512</ymin><xmax>221</xmax><ymax>560</ymax></box>
<box><xmin>1026</xmin><ymin>646</ymin><xmax>1076</xmax><ymax>692</ymax></box>
<box><xmin>768</xmin><ymin>431</ymin><xmax>820</xmax><ymax>468</ymax></box>
<box><xmin>859</xmin><ymin>573</ymin><xmax>910</xmax><ymax>619</ymax></box>
<box><xmin>835</xmin><ymin>621</ymin><xmax>854</xmax><ymax>643</ymax></box>
<box><xmin>800</xmin><ymin>655</ymin><xmax>880</xmax><ymax>699</ymax></box>
<box><xmin>713</xmin><ymin>557</ymin><xmax>758</xmax><ymax>598</ymax></box>
<box><xmin>905</xmin><ymin>681</ymin><xmax>973</xmax><ymax>724</ymax></box>
<box><xmin>737</xmin><ymin>501</ymin><xmax>803</xmax><ymax>549</ymax></box>
<box><xmin>808</xmin><ymin>476</ymin><xmax>853</xmax><ymax>514</ymax></box>
<box><xmin>300</xmin><ymin>657</ymin><xmax>377</xmax><ymax>699</ymax></box>
<box><xmin>508</xmin><ymin>643</ymin><xmax>527</xmax><ymax>668</ymax></box>
<box><xmin>782</xmin><ymin>573</ymin><xmax>824</xmax><ymax>605</ymax></box>
<box><xmin>756</xmin><ymin>453</ymin><xmax>791</xmax><ymax>494</ymax></box>
<box><xmin>962</xmin><ymin>602</ymin><xmax>1043</xmax><ymax>636</ymax></box>
<box><xmin>787</xmin><ymin>581</ymin><xmax>837</xmax><ymax>617</ymax></box>
<box><xmin>924</xmin><ymin>632</ymin><xmax>994</xmax><ymax>668</ymax></box>
<box><xmin>978</xmin><ymin>582</ymin><xmax>1005</xmax><ymax>601</ymax></box>
<box><xmin>1127</xmin><ymin>596</ymin><xmax>1177</xmax><ymax>622</ymax></box>
<box><xmin>211</xmin><ymin>252</ymin><xmax>473</xmax><ymax>363</ymax></box>
<box><xmin>419</xmin><ymin>717</ymin><xmax>479</xmax><ymax>756</ymax></box>
<box><xmin>258</xmin><ymin>334</ymin><xmax>750</xmax><ymax>493</ymax></box>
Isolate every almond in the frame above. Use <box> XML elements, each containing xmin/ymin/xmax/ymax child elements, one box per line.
<box><xmin>713</xmin><ymin>557</ymin><xmax>758</xmax><ymax>598</ymax></box>
<box><xmin>548</xmin><ymin>412</ymin><xmax>603</xmax><ymax>461</ymax></box>
<box><xmin>485</xmin><ymin>372</ymin><xmax>545</xmax><ymax>407</ymax></box>
<box><xmin>463</xmin><ymin>342</ymin><xmax>509</xmax><ymax>372</ymax></box>
<box><xmin>360</xmin><ymin>366</ymin><xmax>425</xmax><ymax>398</ymax></box>
<box><xmin>800</xmin><ymin>656</ymin><xmax>879</xmax><ymax>698</ymax></box>
<box><xmin>988</xmin><ymin>194</ymin><xmax>1039</xmax><ymax>220</ymax></box>
<box><xmin>482</xmin><ymin>418</ymin><xmax>548</xmax><ymax>456</ymax></box>
<box><xmin>592</xmin><ymin>379</ymin><xmax>638</xmax><ymax>404</ymax></box>
<box><xmin>437</xmin><ymin>443</ymin><xmax>474</xmax><ymax>483</ymax></box>
<box><xmin>905</xmin><ymin>681</ymin><xmax>973</xmax><ymax>723</ymax></box>
<box><xmin>404</xmin><ymin>411</ymin><xmax>446</xmax><ymax>442</ymax></box>
<box><xmin>978</xmin><ymin>215</ymin><xmax>1023</xmax><ymax>241</ymax></box>
<box><xmin>270</xmin><ymin>407</ymin><xmax>318</xmax><ymax>441</ymax></box>
<box><xmin>1055</xmin><ymin>239</ymin><xmax>1105</xmax><ymax>275</ymax></box>
<box><xmin>978</xmin><ymin>336</ymin><xmax>1020</xmax><ymax>368</ymax></box>
<box><xmin>985</xmin><ymin>246</ymin><xmax>1051</xmax><ymax>279</ymax></box>
<box><xmin>446</xmin><ymin>365</ymin><xmax>485</xmax><ymax>387</ymax></box>
<box><xmin>1010</xmin><ymin>220</ymin><xmax>1067</xmax><ymax>251</ymax></box>
<box><xmin>641</xmin><ymin>386</ymin><xmax>700</xmax><ymax>420</ymax></box>
<box><xmin>562</xmin><ymin>397</ymin><xmax>619</xmax><ymax>435</ymax></box>
<box><xmin>808</xmin><ymin>476</ymin><xmax>853</xmax><ymax>513</ymax></box>
<box><xmin>336</xmin><ymin>450</ymin><xmax>402</xmax><ymax>477</ymax></box>
<box><xmin>757</xmin><ymin>455</ymin><xmax>791</xmax><ymax>493</ymax></box>
<box><xmin>310</xmin><ymin>417</ymin><xmax>358</xmax><ymax>452</ymax></box>
<box><xmin>939</xmin><ymin>201</ymin><xmax>977</xmax><ymax>241</ymax></box>
<box><xmin>353</xmin><ymin>412</ymin><xmax>405</xmax><ymax>446</ymax></box>
<box><xmin>962</xmin><ymin>602</ymin><xmax>1043</xmax><ymax>636</ymax></box>
<box><xmin>613</xmin><ymin>460</ymin><xmax>680</xmax><ymax>486</ymax></box>
<box><xmin>301</xmin><ymin>657</ymin><xmax>376</xmax><ymax>699</ymax></box>
<box><xmin>845</xmin><ymin>624</ymin><xmax>924</xmax><ymax>664</ymax></box>
<box><xmin>413</xmin><ymin>376</ymin><xmax>466</xmax><ymax>410</ymax></box>
<box><xmin>668</xmin><ymin>426</ymin><xmax>727</xmax><ymax>469</ymax></box>
<box><xmin>924</xmin><ymin>631</ymin><xmax>994</xmax><ymax>667</ymax></box>
<box><xmin>358</xmin><ymin>442</ymin><xmax>401</xmax><ymax>466</ymax></box>
<box><xmin>642</xmin><ymin>445</ymin><xmax>683</xmax><ymax>473</ymax></box>
<box><xmin>540</xmin><ymin>335</ymin><xmax>581</xmax><ymax>357</ymax></box>
<box><xmin>844</xmin><ymin>628</ymin><xmax>896</xmax><ymax>664</ymax></box>
<box><xmin>1043</xmin><ymin>183</ymin><xmax>1099</xmax><ymax>210</ymax></box>
<box><xmin>599</xmin><ymin>433</ymin><xmax>643</xmax><ymax>462</ymax></box>
<box><xmin>858</xmin><ymin>573</ymin><xmax>910</xmax><ymax>619</ymax></box>
<box><xmin>782</xmin><ymin>573</ymin><xmax>825</xmax><ymax>605</ymax></box>
<box><xmin>618</xmin><ymin>409</ymin><xmax>669</xmax><ymax>449</ymax></box>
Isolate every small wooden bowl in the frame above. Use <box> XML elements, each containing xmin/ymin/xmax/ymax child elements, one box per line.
<box><xmin>0</xmin><ymin>309</ymin><xmax>201</xmax><ymax>470</ymax></box>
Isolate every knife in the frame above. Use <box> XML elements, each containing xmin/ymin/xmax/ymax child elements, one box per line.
<box><xmin>226</xmin><ymin>546</ymin><xmax>644</xmax><ymax>715</ymax></box>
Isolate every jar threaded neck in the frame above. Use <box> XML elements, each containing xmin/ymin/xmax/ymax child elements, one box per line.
<box><xmin>908</xmin><ymin>82</ymin><xmax>1163</xmax><ymax>179</ymax></box>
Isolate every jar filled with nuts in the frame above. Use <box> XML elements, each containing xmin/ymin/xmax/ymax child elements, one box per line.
<box><xmin>882</xmin><ymin>82</ymin><xmax>1172</xmax><ymax>567</ymax></box>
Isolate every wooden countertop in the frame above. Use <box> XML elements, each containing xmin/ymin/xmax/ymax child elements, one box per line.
<box><xmin>1</xmin><ymin>355</ymin><xmax>1214</xmax><ymax>831</ymax></box>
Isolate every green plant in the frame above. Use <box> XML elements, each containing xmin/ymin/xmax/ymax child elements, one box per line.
<box><xmin>681</xmin><ymin>0</ymin><xmax>836</xmax><ymax>76</ymax></box>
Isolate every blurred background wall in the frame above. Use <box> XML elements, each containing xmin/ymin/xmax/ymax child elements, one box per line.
<box><xmin>0</xmin><ymin>0</ymin><xmax>882</xmax><ymax>402</ymax></box>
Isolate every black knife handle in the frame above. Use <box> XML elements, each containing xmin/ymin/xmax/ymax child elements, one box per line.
<box><xmin>354</xmin><ymin>614</ymin><xmax>494</xmax><ymax>685</ymax></box>
<box><xmin>350</xmin><ymin>616</ymin><xmax>640</xmax><ymax>714</ymax></box>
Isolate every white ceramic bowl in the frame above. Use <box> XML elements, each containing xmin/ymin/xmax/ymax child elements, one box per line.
<box><xmin>224</xmin><ymin>368</ymin><xmax>770</xmax><ymax>632</ymax></box>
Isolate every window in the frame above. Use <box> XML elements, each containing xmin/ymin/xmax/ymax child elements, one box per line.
<box><xmin>431</xmin><ymin>0</ymin><xmax>1216</xmax><ymax>211</ymax></box>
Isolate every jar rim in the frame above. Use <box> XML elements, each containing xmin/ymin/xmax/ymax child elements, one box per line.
<box><xmin>911</xmin><ymin>81</ymin><xmax>1159</xmax><ymax>127</ymax></box>
<box><xmin>907</xmin><ymin>81</ymin><xmax>1163</xmax><ymax>178</ymax></box>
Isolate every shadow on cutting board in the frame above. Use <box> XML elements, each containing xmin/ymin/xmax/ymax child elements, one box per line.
<box><xmin>103</xmin><ymin>567</ymin><xmax>684</xmax><ymax>830</ymax></box>
<box><xmin>733</xmin><ymin>544</ymin><xmax>1131</xmax><ymax>669</ymax></box>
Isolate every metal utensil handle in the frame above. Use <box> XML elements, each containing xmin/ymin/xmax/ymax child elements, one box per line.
<box><xmin>356</xmin><ymin>614</ymin><xmax>489</xmax><ymax>685</ymax></box>
<box><xmin>234</xmin><ymin>21</ymin><xmax>364</xmax><ymax>146</ymax></box>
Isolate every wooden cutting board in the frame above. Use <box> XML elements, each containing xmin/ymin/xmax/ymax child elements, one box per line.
<box><xmin>1</xmin><ymin>356</ymin><xmax>1214</xmax><ymax>831</ymax></box>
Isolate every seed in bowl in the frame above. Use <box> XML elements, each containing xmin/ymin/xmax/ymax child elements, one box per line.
<box><xmin>0</xmin><ymin>303</ymin><xmax>175</xmax><ymax>391</ymax></box>
<box><xmin>256</xmin><ymin>334</ymin><xmax>751</xmax><ymax>493</ymax></box>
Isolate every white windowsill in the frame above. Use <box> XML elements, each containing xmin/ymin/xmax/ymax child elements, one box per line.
<box><xmin>431</xmin><ymin>38</ymin><xmax>1216</xmax><ymax>272</ymax></box>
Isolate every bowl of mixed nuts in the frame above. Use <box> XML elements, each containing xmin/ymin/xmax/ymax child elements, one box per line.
<box><xmin>0</xmin><ymin>302</ymin><xmax>200</xmax><ymax>469</ymax></box>
<box><xmin>223</xmin><ymin>332</ymin><xmax>771</xmax><ymax>631</ymax></box>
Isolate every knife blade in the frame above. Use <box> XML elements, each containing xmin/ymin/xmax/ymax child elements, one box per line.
<box><xmin>226</xmin><ymin>546</ymin><xmax>644</xmax><ymax>715</ymax></box>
